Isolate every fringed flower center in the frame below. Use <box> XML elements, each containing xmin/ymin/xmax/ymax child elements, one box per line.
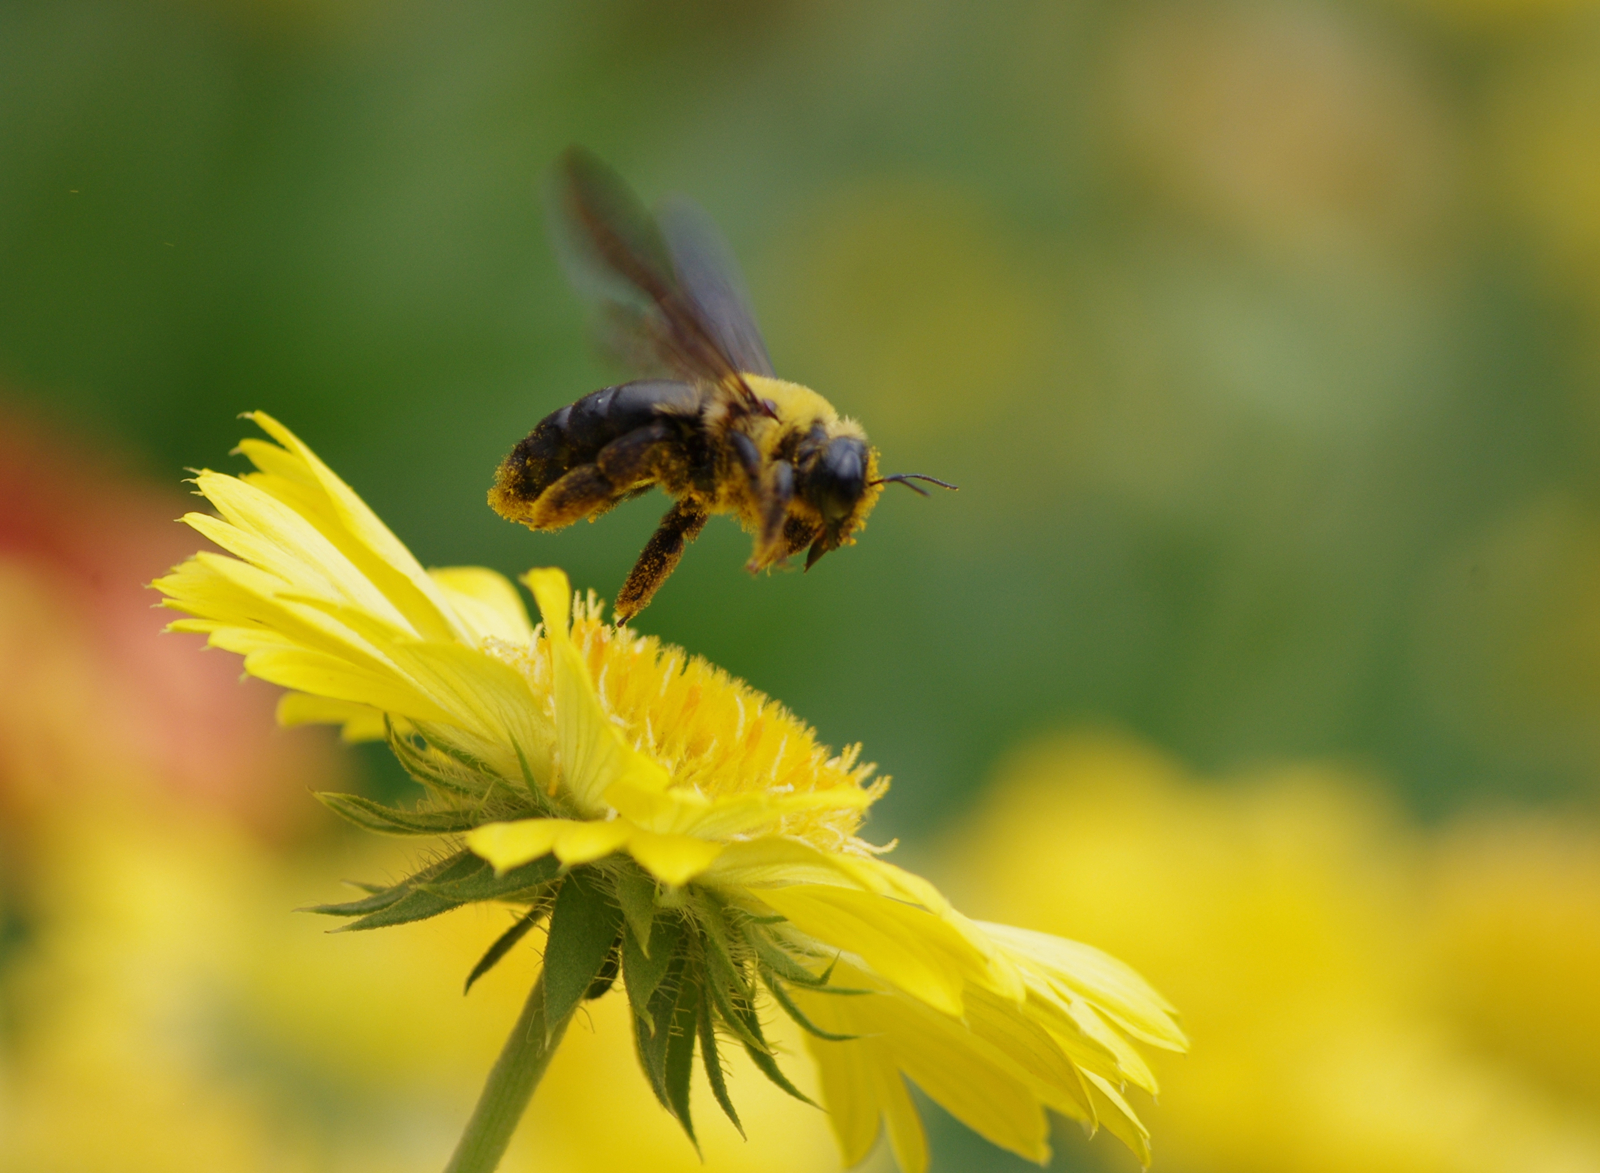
<box><xmin>485</xmin><ymin>593</ymin><xmax>884</xmax><ymax>854</ymax></box>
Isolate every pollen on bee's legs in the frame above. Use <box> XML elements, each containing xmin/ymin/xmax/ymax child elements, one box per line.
<box><xmin>527</xmin><ymin>464</ymin><xmax>617</xmax><ymax>529</ymax></box>
<box><xmin>615</xmin><ymin>499</ymin><xmax>707</xmax><ymax>620</ymax></box>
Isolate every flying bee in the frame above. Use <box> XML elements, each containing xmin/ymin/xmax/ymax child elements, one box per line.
<box><xmin>489</xmin><ymin>148</ymin><xmax>955</xmax><ymax>621</ymax></box>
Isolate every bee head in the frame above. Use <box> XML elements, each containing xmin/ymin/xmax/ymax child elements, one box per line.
<box><xmin>809</xmin><ymin>436</ymin><xmax>869</xmax><ymax>523</ymax></box>
<box><xmin>796</xmin><ymin>435</ymin><xmax>872</xmax><ymax>569</ymax></box>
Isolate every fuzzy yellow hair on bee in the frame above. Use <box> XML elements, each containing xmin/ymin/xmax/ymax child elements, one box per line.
<box><xmin>489</xmin><ymin>148</ymin><xmax>954</xmax><ymax>620</ymax></box>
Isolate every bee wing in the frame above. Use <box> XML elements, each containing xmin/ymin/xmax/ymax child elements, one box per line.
<box><xmin>657</xmin><ymin>196</ymin><xmax>776</xmax><ymax>379</ymax></box>
<box><xmin>552</xmin><ymin>147</ymin><xmax>766</xmax><ymax>407</ymax></box>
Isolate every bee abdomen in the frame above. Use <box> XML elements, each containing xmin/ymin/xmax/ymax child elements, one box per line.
<box><xmin>493</xmin><ymin>408</ymin><xmax>572</xmax><ymax>506</ymax></box>
<box><xmin>494</xmin><ymin>379</ymin><xmax>699</xmax><ymax>506</ymax></box>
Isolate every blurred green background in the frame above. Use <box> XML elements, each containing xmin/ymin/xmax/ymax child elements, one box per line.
<box><xmin>4</xmin><ymin>0</ymin><xmax>1600</xmax><ymax>1170</ymax></box>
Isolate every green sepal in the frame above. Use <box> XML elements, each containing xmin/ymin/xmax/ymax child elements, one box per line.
<box><xmin>465</xmin><ymin>908</ymin><xmax>544</xmax><ymax>994</ymax></box>
<box><xmin>337</xmin><ymin>888</ymin><xmax>467</xmax><ymax>932</ymax></box>
<box><xmin>694</xmin><ymin>894</ymin><xmax>748</xmax><ymax>985</ymax></box>
<box><xmin>302</xmin><ymin>852</ymin><xmax>470</xmax><ymax>917</ymax></box>
<box><xmin>754</xmin><ymin>949</ymin><xmax>874</xmax><ymax>995</ymax></box>
<box><xmin>743</xmin><ymin>926</ymin><xmax>834</xmax><ymax>987</ymax></box>
<box><xmin>309</xmin><ymin>851</ymin><xmax>485</xmax><ymax>930</ymax></box>
<box><xmin>664</xmin><ymin>972</ymin><xmax>700</xmax><ymax>1150</ymax></box>
<box><xmin>735</xmin><ymin>1002</ymin><xmax>818</xmax><ymax>1108</ymax></box>
<box><xmin>614</xmin><ymin>865</ymin><xmax>657</xmax><ymax>954</ymax></box>
<box><xmin>702</xmin><ymin>962</ymin><xmax>767</xmax><ymax>1054</ymax></box>
<box><xmin>304</xmin><ymin>884</ymin><xmax>409</xmax><ymax>918</ymax></box>
<box><xmin>635</xmin><ymin>948</ymin><xmax>687</xmax><ymax>1107</ymax></box>
<box><xmin>338</xmin><ymin>860</ymin><xmax>484</xmax><ymax>930</ymax></box>
<box><xmin>410</xmin><ymin>721</ymin><xmax>501</xmax><ymax>780</ymax></box>
<box><xmin>625</xmin><ymin>914</ymin><xmax>683</xmax><ymax>1028</ymax></box>
<box><xmin>419</xmin><ymin>854</ymin><xmax>561</xmax><ymax>903</ymax></box>
<box><xmin>585</xmin><ymin>939</ymin><xmax>622</xmax><ymax>1000</ymax></box>
<box><xmin>698</xmin><ymin>997</ymin><xmax>744</xmax><ymax>1138</ymax></box>
<box><xmin>315</xmin><ymin>791</ymin><xmax>481</xmax><ymax>836</ymax></box>
<box><xmin>692</xmin><ymin>907</ymin><xmax>766</xmax><ymax>1053</ymax></box>
<box><xmin>697</xmin><ymin>919</ymin><xmax>750</xmax><ymax>1000</ymax></box>
<box><xmin>386</xmin><ymin>722</ymin><xmax>479</xmax><ymax>798</ymax></box>
<box><xmin>762</xmin><ymin>969</ymin><xmax>859</xmax><ymax>1041</ymax></box>
<box><xmin>542</xmin><ymin>870</ymin><xmax>624</xmax><ymax>1036</ymax></box>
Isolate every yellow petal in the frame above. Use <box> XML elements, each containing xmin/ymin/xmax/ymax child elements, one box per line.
<box><xmin>673</xmin><ymin>788</ymin><xmax>874</xmax><ymax>840</ymax></box>
<box><xmin>530</xmin><ymin>572</ymin><xmax>619</xmax><ymax>800</ymax></box>
<box><xmin>1080</xmin><ymin>1071</ymin><xmax>1152</xmax><ymax>1167</ymax></box>
<box><xmin>201</xmin><ymin>620</ymin><xmax>316</xmax><ymax>659</ymax></box>
<box><xmin>624</xmin><ymin>829</ymin><xmax>724</xmax><ymax>886</ymax></box>
<box><xmin>698</xmin><ymin>836</ymin><xmax>883</xmax><ymax>893</ymax></box>
<box><xmin>237</xmin><ymin>463</ymin><xmax>339</xmax><ymax>532</ymax></box>
<box><xmin>522</xmin><ymin>568</ymin><xmax>571</xmax><ymax>639</ymax></box>
<box><xmin>1062</xmin><ymin>997</ymin><xmax>1158</xmax><ymax>1095</ymax></box>
<box><xmin>275</xmin><ymin>693</ymin><xmax>387</xmax><ymax>742</ymax></box>
<box><xmin>283</xmin><ymin>594</ymin><xmax>549</xmax><ymax>768</ymax></box>
<box><xmin>979</xmin><ymin>922</ymin><xmax>1186</xmax><ymax>1051</ymax></box>
<box><xmin>236</xmin><ymin>436</ymin><xmax>317</xmax><ymax>487</ymax></box>
<box><xmin>796</xmin><ymin>987</ymin><xmax>930</xmax><ymax>1173</ymax></box>
<box><xmin>552</xmin><ymin>637</ymin><xmax>651</xmax><ymax>812</ymax></box>
<box><xmin>524</xmin><ymin>567</ymin><xmax>670</xmax><ymax>812</ymax></box>
<box><xmin>235</xmin><ymin>442</ymin><xmax>396</xmax><ymax>592</ymax></box>
<box><xmin>755</xmin><ymin>885</ymin><xmax>975</xmax><ymax>1017</ymax></box>
<box><xmin>188</xmin><ymin>474</ymin><xmax>413</xmax><ymax>635</ymax></box>
<box><xmin>875</xmin><ymin>1049</ymin><xmax>930</xmax><ymax>1173</ymax></box>
<box><xmin>835</xmin><ymin>972</ymin><xmax>1051</xmax><ymax>1164</ymax></box>
<box><xmin>552</xmin><ymin>819</ymin><xmax>632</xmax><ymax>865</ymax></box>
<box><xmin>384</xmin><ymin>640</ymin><xmax>549</xmax><ymax>774</ymax></box>
<box><xmin>1007</xmin><ymin>973</ymin><xmax>1125</xmax><ymax>1083</ymax></box>
<box><xmin>797</xmin><ymin>996</ymin><xmax>883</xmax><ymax>1167</ymax></box>
<box><xmin>245</xmin><ymin>412</ymin><xmax>467</xmax><ymax>645</ymax></box>
<box><xmin>854</xmin><ymin>862</ymin><xmax>1024</xmax><ymax>1004</ymax></box>
<box><xmin>467</xmin><ymin>819</ymin><xmax>565</xmax><ymax>872</ymax></box>
<box><xmin>603</xmin><ymin>772</ymin><xmax>710</xmax><ymax>832</ymax></box>
<box><xmin>242</xmin><ymin>647</ymin><xmax>455</xmax><ymax>726</ymax></box>
<box><xmin>468</xmin><ymin>817</ymin><xmax>633</xmax><ymax>871</ymax></box>
<box><xmin>165</xmin><ymin>549</ymin><xmax>396</xmax><ymax>677</ymax></box>
<box><xmin>430</xmin><ymin>566</ymin><xmax>533</xmax><ymax>645</ymax></box>
<box><xmin>194</xmin><ymin>625</ymin><xmax>298</xmax><ymax>657</ymax></box>
<box><xmin>965</xmin><ymin>986</ymin><xmax>1096</xmax><ymax>1122</ymax></box>
<box><xmin>860</xmin><ymin>857</ymin><xmax>955</xmax><ymax>914</ymax></box>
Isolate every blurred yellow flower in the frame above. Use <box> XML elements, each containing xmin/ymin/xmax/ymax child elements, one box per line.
<box><xmin>947</xmin><ymin>735</ymin><xmax>1600</xmax><ymax>1173</ymax></box>
<box><xmin>0</xmin><ymin>794</ymin><xmax>525</xmax><ymax>1173</ymax></box>
<box><xmin>151</xmin><ymin>414</ymin><xmax>1185</xmax><ymax>1173</ymax></box>
<box><xmin>1426</xmin><ymin>814</ymin><xmax>1600</xmax><ymax>1111</ymax></box>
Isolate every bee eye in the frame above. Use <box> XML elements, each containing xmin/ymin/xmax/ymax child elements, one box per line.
<box><xmin>810</xmin><ymin>437</ymin><xmax>868</xmax><ymax>522</ymax></box>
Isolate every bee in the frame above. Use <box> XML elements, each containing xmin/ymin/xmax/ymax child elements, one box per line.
<box><xmin>489</xmin><ymin>148</ymin><xmax>955</xmax><ymax>621</ymax></box>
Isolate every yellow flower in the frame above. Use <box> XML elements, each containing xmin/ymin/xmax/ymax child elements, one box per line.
<box><xmin>153</xmin><ymin>413</ymin><xmax>1185</xmax><ymax>1173</ymax></box>
<box><xmin>948</xmin><ymin>735</ymin><xmax>1600</xmax><ymax>1173</ymax></box>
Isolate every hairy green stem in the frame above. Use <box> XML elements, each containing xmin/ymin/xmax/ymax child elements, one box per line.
<box><xmin>443</xmin><ymin>972</ymin><xmax>573</xmax><ymax>1173</ymax></box>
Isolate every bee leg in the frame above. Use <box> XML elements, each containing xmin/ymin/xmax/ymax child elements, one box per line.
<box><xmin>526</xmin><ymin>464</ymin><xmax>622</xmax><ymax>529</ymax></box>
<box><xmin>781</xmin><ymin>514</ymin><xmax>820</xmax><ymax>558</ymax></box>
<box><xmin>615</xmin><ymin>498</ymin><xmax>709</xmax><ymax>621</ymax></box>
<box><xmin>748</xmin><ymin>459</ymin><xmax>794</xmax><ymax>571</ymax></box>
<box><xmin>595</xmin><ymin>421</ymin><xmax>675</xmax><ymax>490</ymax></box>
<box><xmin>729</xmin><ymin>432</ymin><xmax>762</xmax><ymax>486</ymax></box>
<box><xmin>514</xmin><ymin>424</ymin><xmax>680</xmax><ymax>531</ymax></box>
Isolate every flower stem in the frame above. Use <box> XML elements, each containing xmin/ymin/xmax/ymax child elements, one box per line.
<box><xmin>443</xmin><ymin>972</ymin><xmax>574</xmax><ymax>1173</ymax></box>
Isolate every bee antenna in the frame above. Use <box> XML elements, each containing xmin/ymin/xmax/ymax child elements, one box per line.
<box><xmin>871</xmin><ymin>473</ymin><xmax>959</xmax><ymax>497</ymax></box>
